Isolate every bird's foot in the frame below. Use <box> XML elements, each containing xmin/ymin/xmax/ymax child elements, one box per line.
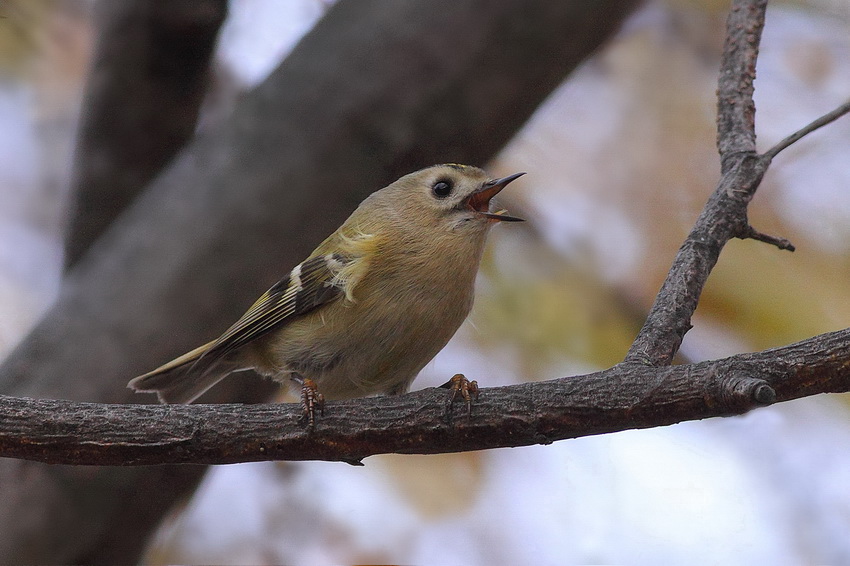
<box><xmin>296</xmin><ymin>377</ymin><xmax>325</xmax><ymax>430</ymax></box>
<box><xmin>442</xmin><ymin>373</ymin><xmax>479</xmax><ymax>417</ymax></box>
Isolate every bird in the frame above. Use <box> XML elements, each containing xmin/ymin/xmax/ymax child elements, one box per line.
<box><xmin>128</xmin><ymin>164</ymin><xmax>524</xmax><ymax>424</ymax></box>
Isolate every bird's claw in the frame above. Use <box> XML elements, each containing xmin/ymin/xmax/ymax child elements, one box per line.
<box><xmin>445</xmin><ymin>373</ymin><xmax>479</xmax><ymax>417</ymax></box>
<box><xmin>299</xmin><ymin>377</ymin><xmax>325</xmax><ymax>430</ymax></box>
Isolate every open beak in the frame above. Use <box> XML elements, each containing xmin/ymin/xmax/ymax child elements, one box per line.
<box><xmin>465</xmin><ymin>172</ymin><xmax>526</xmax><ymax>222</ymax></box>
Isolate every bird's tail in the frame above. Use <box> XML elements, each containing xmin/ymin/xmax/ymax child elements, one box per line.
<box><xmin>128</xmin><ymin>341</ymin><xmax>235</xmax><ymax>404</ymax></box>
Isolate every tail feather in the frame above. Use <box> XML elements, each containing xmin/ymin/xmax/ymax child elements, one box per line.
<box><xmin>128</xmin><ymin>341</ymin><xmax>234</xmax><ymax>404</ymax></box>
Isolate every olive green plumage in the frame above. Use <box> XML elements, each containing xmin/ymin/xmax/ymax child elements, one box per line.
<box><xmin>128</xmin><ymin>164</ymin><xmax>523</xmax><ymax>403</ymax></box>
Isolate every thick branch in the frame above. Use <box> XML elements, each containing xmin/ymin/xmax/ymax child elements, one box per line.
<box><xmin>3</xmin><ymin>328</ymin><xmax>850</xmax><ymax>466</ymax></box>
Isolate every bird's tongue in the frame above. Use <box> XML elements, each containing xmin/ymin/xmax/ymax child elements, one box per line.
<box><xmin>465</xmin><ymin>172</ymin><xmax>526</xmax><ymax>222</ymax></box>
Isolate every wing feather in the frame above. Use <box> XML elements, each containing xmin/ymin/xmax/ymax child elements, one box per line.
<box><xmin>194</xmin><ymin>253</ymin><xmax>350</xmax><ymax>369</ymax></box>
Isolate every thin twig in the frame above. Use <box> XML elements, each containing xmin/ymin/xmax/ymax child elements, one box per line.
<box><xmin>739</xmin><ymin>225</ymin><xmax>795</xmax><ymax>251</ymax></box>
<box><xmin>763</xmin><ymin>99</ymin><xmax>850</xmax><ymax>160</ymax></box>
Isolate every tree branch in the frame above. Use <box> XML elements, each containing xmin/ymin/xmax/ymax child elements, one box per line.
<box><xmin>625</xmin><ymin>0</ymin><xmax>777</xmax><ymax>366</ymax></box>
<box><xmin>1</xmin><ymin>0</ymin><xmax>846</xmax><ymax>471</ymax></box>
<box><xmin>1</xmin><ymin>0</ymin><xmax>847</xmax><ymax>468</ymax></box>
<box><xmin>763</xmin><ymin>99</ymin><xmax>850</xmax><ymax>160</ymax></box>
<box><xmin>715</xmin><ymin>0</ymin><xmax>765</xmax><ymax>161</ymax></box>
<box><xmin>738</xmin><ymin>224</ymin><xmax>795</xmax><ymax>251</ymax></box>
<box><xmin>2</xmin><ymin>327</ymin><xmax>850</xmax><ymax>466</ymax></box>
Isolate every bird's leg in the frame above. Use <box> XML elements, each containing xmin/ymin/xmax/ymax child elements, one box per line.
<box><xmin>292</xmin><ymin>374</ymin><xmax>324</xmax><ymax>430</ymax></box>
<box><xmin>441</xmin><ymin>373</ymin><xmax>479</xmax><ymax>417</ymax></box>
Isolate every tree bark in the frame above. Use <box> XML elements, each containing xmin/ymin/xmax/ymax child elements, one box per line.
<box><xmin>3</xmin><ymin>327</ymin><xmax>850</xmax><ymax>466</ymax></box>
<box><xmin>0</xmin><ymin>0</ymin><xmax>640</xmax><ymax>563</ymax></box>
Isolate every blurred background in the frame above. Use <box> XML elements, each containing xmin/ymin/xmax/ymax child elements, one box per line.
<box><xmin>1</xmin><ymin>0</ymin><xmax>849</xmax><ymax>564</ymax></box>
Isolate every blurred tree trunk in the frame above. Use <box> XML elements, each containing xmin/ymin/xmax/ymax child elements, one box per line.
<box><xmin>0</xmin><ymin>0</ymin><xmax>640</xmax><ymax>563</ymax></box>
<box><xmin>64</xmin><ymin>0</ymin><xmax>227</xmax><ymax>268</ymax></box>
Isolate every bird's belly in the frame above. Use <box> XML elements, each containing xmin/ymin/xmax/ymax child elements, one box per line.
<box><xmin>255</xmin><ymin>288</ymin><xmax>472</xmax><ymax>399</ymax></box>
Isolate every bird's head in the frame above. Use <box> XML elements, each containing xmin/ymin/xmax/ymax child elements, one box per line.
<box><xmin>375</xmin><ymin>163</ymin><xmax>525</xmax><ymax>235</ymax></box>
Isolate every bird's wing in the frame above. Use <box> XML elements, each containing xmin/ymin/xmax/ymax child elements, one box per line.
<box><xmin>195</xmin><ymin>253</ymin><xmax>351</xmax><ymax>369</ymax></box>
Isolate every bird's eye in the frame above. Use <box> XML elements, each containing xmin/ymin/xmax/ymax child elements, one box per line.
<box><xmin>432</xmin><ymin>179</ymin><xmax>453</xmax><ymax>199</ymax></box>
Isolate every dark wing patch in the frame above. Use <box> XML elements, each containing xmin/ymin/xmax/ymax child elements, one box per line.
<box><xmin>193</xmin><ymin>254</ymin><xmax>349</xmax><ymax>371</ymax></box>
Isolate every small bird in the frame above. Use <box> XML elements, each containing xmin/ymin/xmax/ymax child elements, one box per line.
<box><xmin>128</xmin><ymin>164</ymin><xmax>524</xmax><ymax>422</ymax></box>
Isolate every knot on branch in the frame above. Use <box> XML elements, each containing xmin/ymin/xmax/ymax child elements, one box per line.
<box><xmin>720</xmin><ymin>152</ymin><xmax>770</xmax><ymax>200</ymax></box>
<box><xmin>710</xmin><ymin>371</ymin><xmax>776</xmax><ymax>414</ymax></box>
<box><xmin>719</xmin><ymin>149</ymin><xmax>757</xmax><ymax>176</ymax></box>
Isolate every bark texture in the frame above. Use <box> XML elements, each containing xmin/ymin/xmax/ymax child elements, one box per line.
<box><xmin>2</xmin><ymin>328</ymin><xmax>850</xmax><ymax>466</ymax></box>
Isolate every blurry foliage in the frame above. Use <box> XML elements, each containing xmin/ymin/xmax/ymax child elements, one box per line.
<box><xmin>475</xmin><ymin>230</ymin><xmax>642</xmax><ymax>377</ymax></box>
<box><xmin>0</xmin><ymin>0</ymin><xmax>89</xmax><ymax>232</ymax></box>
<box><xmin>0</xmin><ymin>0</ymin><xmax>50</xmax><ymax>75</ymax></box>
<box><xmin>0</xmin><ymin>0</ymin><xmax>89</xmax><ymax>81</ymax></box>
<box><xmin>377</xmin><ymin>452</ymin><xmax>486</xmax><ymax>518</ymax></box>
<box><xmin>702</xmin><ymin>240</ymin><xmax>850</xmax><ymax>351</ymax></box>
